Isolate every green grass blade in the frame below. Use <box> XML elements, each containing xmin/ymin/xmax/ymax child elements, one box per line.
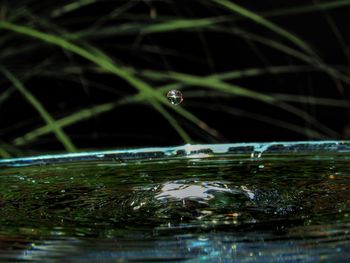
<box><xmin>272</xmin><ymin>94</ymin><xmax>350</xmax><ymax>108</ymax></box>
<box><xmin>13</xmin><ymin>86</ymin><xmax>219</xmax><ymax>146</ymax></box>
<box><xmin>61</xmin><ymin>64</ymin><xmax>318</xmax><ymax>95</ymax></box>
<box><xmin>180</xmin><ymin>90</ymin><xmax>350</xmax><ymax>109</ymax></box>
<box><xmin>51</xmin><ymin>0</ymin><xmax>97</xmax><ymax>18</ymax></box>
<box><xmin>166</xmin><ymin>71</ymin><xmax>276</xmax><ymax>103</ymax></box>
<box><xmin>35</xmin><ymin>64</ymin><xmax>340</xmax><ymax>139</ymax></box>
<box><xmin>211</xmin><ymin>0</ymin><xmax>316</xmax><ymax>56</ymax></box>
<box><xmin>0</xmin><ymin>87</ymin><xmax>15</xmax><ymax>106</ymax></box>
<box><xmin>0</xmin><ymin>140</ymin><xmax>23</xmax><ymax>156</ymax></box>
<box><xmin>0</xmin><ymin>21</ymin><xmax>150</xmax><ymax>96</ymax></box>
<box><xmin>262</xmin><ymin>0</ymin><xmax>350</xmax><ymax>18</ymax></box>
<box><xmin>315</xmin><ymin>0</ymin><xmax>350</xmax><ymax>65</ymax></box>
<box><xmin>13</xmin><ymin>99</ymin><xmax>131</xmax><ymax>146</ymax></box>
<box><xmin>0</xmin><ymin>66</ymin><xmax>77</xmax><ymax>152</ymax></box>
<box><xmin>276</xmin><ymin>101</ymin><xmax>339</xmax><ymax>138</ymax></box>
<box><xmin>69</xmin><ymin>1</ymin><xmax>350</xmax><ymax>39</ymax></box>
<box><xmin>14</xmin><ymin>95</ymin><xmax>193</xmax><ymax>146</ymax></box>
<box><xmin>154</xmin><ymin>71</ymin><xmax>339</xmax><ymax>137</ymax></box>
<box><xmin>55</xmin><ymin>64</ymin><xmax>333</xmax><ymax>138</ymax></box>
<box><xmin>163</xmin><ymin>100</ymin><xmax>223</xmax><ymax>140</ymax></box>
<box><xmin>72</xmin><ymin>17</ymin><xmax>231</xmax><ymax>39</ymax></box>
<box><xmin>212</xmin><ymin>26</ymin><xmax>350</xmax><ymax>85</ymax></box>
<box><xmin>190</xmin><ymin>102</ymin><xmax>327</xmax><ymax>139</ymax></box>
<box><xmin>140</xmin><ymin>65</ymin><xmax>317</xmax><ymax>83</ymax></box>
<box><xmin>0</xmin><ymin>21</ymin><xmax>220</xmax><ymax>143</ymax></box>
<box><xmin>70</xmin><ymin>1</ymin><xmax>350</xmax><ymax>39</ymax></box>
<box><xmin>0</xmin><ymin>148</ymin><xmax>11</xmax><ymax>158</ymax></box>
<box><xmin>151</xmin><ymin>100</ymin><xmax>192</xmax><ymax>143</ymax></box>
<box><xmin>13</xmin><ymin>76</ymin><xmax>345</xmax><ymax>147</ymax></box>
<box><xmin>139</xmin><ymin>17</ymin><xmax>228</xmax><ymax>34</ymax></box>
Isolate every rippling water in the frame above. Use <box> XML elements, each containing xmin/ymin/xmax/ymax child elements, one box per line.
<box><xmin>1</xmin><ymin>144</ymin><xmax>350</xmax><ymax>262</ymax></box>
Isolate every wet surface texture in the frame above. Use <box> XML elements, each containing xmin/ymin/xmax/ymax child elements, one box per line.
<box><xmin>1</xmin><ymin>144</ymin><xmax>350</xmax><ymax>262</ymax></box>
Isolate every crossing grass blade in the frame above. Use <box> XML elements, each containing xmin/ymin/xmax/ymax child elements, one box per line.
<box><xmin>211</xmin><ymin>0</ymin><xmax>316</xmax><ymax>56</ymax></box>
<box><xmin>0</xmin><ymin>23</ymin><xmax>169</xmax><ymax>138</ymax></box>
<box><xmin>2</xmin><ymin>1</ymin><xmax>348</xmax><ymax>154</ymax></box>
<box><xmin>139</xmin><ymin>65</ymin><xmax>318</xmax><ymax>83</ymax></box>
<box><xmin>13</xmin><ymin>101</ymin><xmax>126</xmax><ymax>147</ymax></box>
<box><xmin>13</xmin><ymin>95</ymin><xmax>192</xmax><ymax>147</ymax></box>
<box><xmin>189</xmin><ymin>102</ymin><xmax>327</xmax><ymax>139</ymax></box>
<box><xmin>210</xmin><ymin>26</ymin><xmax>350</xmax><ymax>85</ymax></box>
<box><xmin>73</xmin><ymin>17</ymin><xmax>232</xmax><ymax>39</ymax></box>
<box><xmin>0</xmin><ymin>20</ymin><xmax>221</xmax><ymax>144</ymax></box>
<box><xmin>155</xmin><ymin>71</ymin><xmax>340</xmax><ymax>137</ymax></box>
<box><xmin>0</xmin><ymin>66</ymin><xmax>77</xmax><ymax>152</ymax></box>
<box><xmin>20</xmin><ymin>65</ymin><xmax>340</xmax><ymax>140</ymax></box>
<box><xmin>0</xmin><ymin>140</ymin><xmax>24</xmax><ymax>157</ymax></box>
<box><xmin>11</xmin><ymin>62</ymin><xmax>345</xmax><ymax>146</ymax></box>
<box><xmin>151</xmin><ymin>100</ymin><xmax>192</xmax><ymax>143</ymax></box>
<box><xmin>58</xmin><ymin>1</ymin><xmax>350</xmax><ymax>39</ymax></box>
<box><xmin>14</xmin><ymin>64</ymin><xmax>335</xmax><ymax>145</ymax></box>
<box><xmin>63</xmin><ymin>10</ymin><xmax>350</xmax><ymax>86</ymax></box>
<box><xmin>14</xmin><ymin>85</ymin><xmax>224</xmax><ymax>146</ymax></box>
<box><xmin>12</xmin><ymin>88</ymin><xmax>349</xmax><ymax>147</ymax></box>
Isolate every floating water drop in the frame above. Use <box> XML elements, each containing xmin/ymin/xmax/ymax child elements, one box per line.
<box><xmin>166</xmin><ymin>90</ymin><xmax>183</xmax><ymax>105</ymax></box>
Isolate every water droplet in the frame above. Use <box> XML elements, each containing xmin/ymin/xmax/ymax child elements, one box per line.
<box><xmin>166</xmin><ymin>90</ymin><xmax>183</xmax><ymax>105</ymax></box>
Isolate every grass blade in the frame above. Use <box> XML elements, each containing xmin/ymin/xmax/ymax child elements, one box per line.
<box><xmin>189</xmin><ymin>102</ymin><xmax>327</xmax><ymax>139</ymax></box>
<box><xmin>0</xmin><ymin>66</ymin><xmax>77</xmax><ymax>152</ymax></box>
<box><xmin>51</xmin><ymin>0</ymin><xmax>97</xmax><ymax>18</ymax></box>
<box><xmin>70</xmin><ymin>16</ymin><xmax>232</xmax><ymax>39</ymax></box>
<box><xmin>0</xmin><ymin>148</ymin><xmax>11</xmax><ymax>158</ymax></box>
<box><xmin>140</xmin><ymin>65</ymin><xmax>317</xmax><ymax>83</ymax></box>
<box><xmin>13</xmin><ymin>102</ymin><xmax>120</xmax><ymax>146</ymax></box>
<box><xmin>153</xmin><ymin>71</ymin><xmax>339</xmax><ymax>137</ymax></box>
<box><xmin>163</xmin><ymin>71</ymin><xmax>276</xmax><ymax>103</ymax></box>
<box><xmin>272</xmin><ymin>93</ymin><xmax>350</xmax><ymax>108</ymax></box>
<box><xmin>262</xmin><ymin>0</ymin><xmax>350</xmax><ymax>18</ymax></box>
<box><xmin>151</xmin><ymin>100</ymin><xmax>192</xmax><ymax>143</ymax></box>
<box><xmin>13</xmin><ymin>95</ymin><xmax>193</xmax><ymax>146</ymax></box>
<box><xmin>13</xmin><ymin>97</ymin><xmax>136</xmax><ymax>146</ymax></box>
<box><xmin>0</xmin><ymin>21</ymin><xmax>220</xmax><ymax>143</ymax></box>
<box><xmin>0</xmin><ymin>87</ymin><xmax>15</xmax><ymax>107</ymax></box>
<box><xmin>212</xmin><ymin>26</ymin><xmax>350</xmax><ymax>85</ymax></box>
<box><xmin>211</xmin><ymin>0</ymin><xmax>316</xmax><ymax>56</ymax></box>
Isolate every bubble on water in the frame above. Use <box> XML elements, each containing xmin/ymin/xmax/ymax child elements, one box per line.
<box><xmin>166</xmin><ymin>90</ymin><xmax>183</xmax><ymax>105</ymax></box>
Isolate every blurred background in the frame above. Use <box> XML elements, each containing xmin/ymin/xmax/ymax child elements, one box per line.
<box><xmin>0</xmin><ymin>0</ymin><xmax>350</xmax><ymax>157</ymax></box>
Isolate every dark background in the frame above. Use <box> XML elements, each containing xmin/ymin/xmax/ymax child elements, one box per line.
<box><xmin>1</xmin><ymin>0</ymin><xmax>350</xmax><ymax>155</ymax></box>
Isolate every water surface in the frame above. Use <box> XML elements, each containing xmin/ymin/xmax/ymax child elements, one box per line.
<box><xmin>1</xmin><ymin>142</ymin><xmax>350</xmax><ymax>262</ymax></box>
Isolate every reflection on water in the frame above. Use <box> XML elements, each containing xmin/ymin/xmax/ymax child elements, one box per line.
<box><xmin>1</xmin><ymin>151</ymin><xmax>350</xmax><ymax>262</ymax></box>
<box><xmin>3</xmin><ymin>226</ymin><xmax>350</xmax><ymax>262</ymax></box>
<box><xmin>155</xmin><ymin>181</ymin><xmax>236</xmax><ymax>201</ymax></box>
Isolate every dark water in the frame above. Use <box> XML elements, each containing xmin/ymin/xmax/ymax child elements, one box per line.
<box><xmin>1</xmin><ymin>152</ymin><xmax>350</xmax><ymax>262</ymax></box>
